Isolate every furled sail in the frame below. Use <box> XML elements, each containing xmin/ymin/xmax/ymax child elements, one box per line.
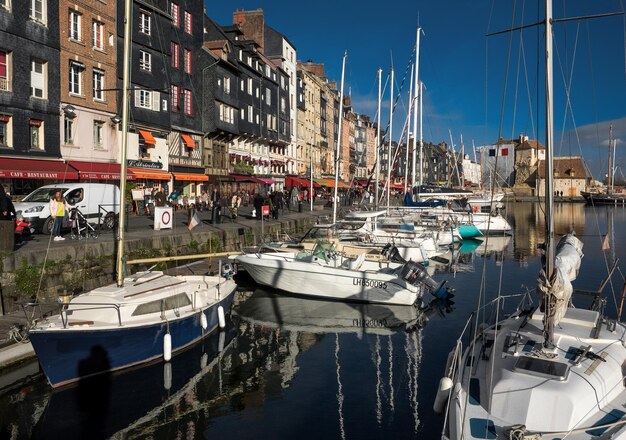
<box><xmin>537</xmin><ymin>233</ymin><xmax>584</xmax><ymax>325</ymax></box>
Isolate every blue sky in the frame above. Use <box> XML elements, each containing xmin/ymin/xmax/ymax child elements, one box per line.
<box><xmin>207</xmin><ymin>1</ymin><xmax>626</xmax><ymax>178</ymax></box>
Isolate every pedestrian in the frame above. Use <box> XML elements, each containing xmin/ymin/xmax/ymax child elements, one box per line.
<box><xmin>211</xmin><ymin>188</ymin><xmax>221</xmax><ymax>222</ymax></box>
<box><xmin>231</xmin><ymin>192</ymin><xmax>241</xmax><ymax>219</ymax></box>
<box><xmin>49</xmin><ymin>190</ymin><xmax>70</xmax><ymax>241</ymax></box>
<box><xmin>271</xmin><ymin>191</ymin><xmax>280</xmax><ymax>219</ymax></box>
<box><xmin>0</xmin><ymin>184</ymin><xmax>15</xmax><ymax>220</ymax></box>
<box><xmin>284</xmin><ymin>189</ymin><xmax>290</xmax><ymax>211</ymax></box>
<box><xmin>200</xmin><ymin>191</ymin><xmax>208</xmax><ymax>212</ymax></box>
<box><xmin>253</xmin><ymin>192</ymin><xmax>264</xmax><ymax>220</ymax></box>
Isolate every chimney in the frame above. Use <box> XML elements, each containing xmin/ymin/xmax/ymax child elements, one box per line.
<box><xmin>232</xmin><ymin>9</ymin><xmax>265</xmax><ymax>53</ymax></box>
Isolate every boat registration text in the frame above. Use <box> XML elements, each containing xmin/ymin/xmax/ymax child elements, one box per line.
<box><xmin>352</xmin><ymin>278</ymin><xmax>388</xmax><ymax>289</ymax></box>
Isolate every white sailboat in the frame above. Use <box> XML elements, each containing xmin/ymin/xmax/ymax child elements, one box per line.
<box><xmin>436</xmin><ymin>2</ymin><xmax>626</xmax><ymax>439</ymax></box>
<box><xmin>25</xmin><ymin>0</ymin><xmax>236</xmax><ymax>388</ymax></box>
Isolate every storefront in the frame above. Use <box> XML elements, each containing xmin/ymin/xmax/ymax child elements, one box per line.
<box><xmin>0</xmin><ymin>157</ymin><xmax>79</xmax><ymax>196</ymax></box>
<box><xmin>67</xmin><ymin>161</ymin><xmax>135</xmax><ymax>182</ymax></box>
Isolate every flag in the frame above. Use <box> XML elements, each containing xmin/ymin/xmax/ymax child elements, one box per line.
<box><xmin>188</xmin><ymin>212</ymin><xmax>201</xmax><ymax>231</ymax></box>
<box><xmin>602</xmin><ymin>234</ymin><xmax>610</xmax><ymax>250</ymax></box>
<box><xmin>501</xmin><ymin>147</ymin><xmax>509</xmax><ymax>156</ymax></box>
<box><xmin>489</xmin><ymin>149</ymin><xmax>496</xmax><ymax>157</ymax></box>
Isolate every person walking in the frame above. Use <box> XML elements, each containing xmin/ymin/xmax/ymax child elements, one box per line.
<box><xmin>0</xmin><ymin>184</ymin><xmax>15</xmax><ymax>220</ymax></box>
<box><xmin>49</xmin><ymin>190</ymin><xmax>70</xmax><ymax>241</ymax></box>
<box><xmin>210</xmin><ymin>188</ymin><xmax>221</xmax><ymax>223</ymax></box>
<box><xmin>253</xmin><ymin>192</ymin><xmax>264</xmax><ymax>220</ymax></box>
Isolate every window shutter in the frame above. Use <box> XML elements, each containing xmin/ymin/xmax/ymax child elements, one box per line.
<box><xmin>152</xmin><ymin>91</ymin><xmax>160</xmax><ymax>111</ymax></box>
<box><xmin>134</xmin><ymin>89</ymin><xmax>141</xmax><ymax>106</ymax></box>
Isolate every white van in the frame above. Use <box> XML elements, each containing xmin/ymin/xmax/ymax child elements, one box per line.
<box><xmin>15</xmin><ymin>183</ymin><xmax>120</xmax><ymax>234</ymax></box>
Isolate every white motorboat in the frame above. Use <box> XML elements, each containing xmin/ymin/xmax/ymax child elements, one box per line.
<box><xmin>235</xmin><ymin>242</ymin><xmax>450</xmax><ymax>306</ymax></box>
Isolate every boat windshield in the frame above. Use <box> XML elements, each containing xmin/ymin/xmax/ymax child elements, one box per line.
<box><xmin>22</xmin><ymin>187</ymin><xmax>68</xmax><ymax>203</ymax></box>
<box><xmin>311</xmin><ymin>240</ymin><xmax>335</xmax><ymax>263</ymax></box>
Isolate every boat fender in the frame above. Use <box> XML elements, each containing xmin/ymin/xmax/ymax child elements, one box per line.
<box><xmin>472</xmin><ymin>205</ymin><xmax>480</xmax><ymax>213</ymax></box>
<box><xmin>218</xmin><ymin>330</ymin><xmax>225</xmax><ymax>352</ymax></box>
<box><xmin>433</xmin><ymin>376</ymin><xmax>453</xmax><ymax>414</ymax></box>
<box><xmin>200</xmin><ymin>312</ymin><xmax>208</xmax><ymax>330</ymax></box>
<box><xmin>163</xmin><ymin>362</ymin><xmax>172</xmax><ymax>391</ymax></box>
<box><xmin>218</xmin><ymin>305</ymin><xmax>226</xmax><ymax>329</ymax></box>
<box><xmin>163</xmin><ymin>333</ymin><xmax>172</xmax><ymax>362</ymax></box>
<box><xmin>201</xmin><ymin>353</ymin><xmax>208</xmax><ymax>369</ymax></box>
<box><xmin>444</xmin><ymin>350</ymin><xmax>456</xmax><ymax>376</ymax></box>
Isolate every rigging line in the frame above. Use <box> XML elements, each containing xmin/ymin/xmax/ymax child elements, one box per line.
<box><xmin>511</xmin><ymin>0</ymin><xmax>528</xmax><ymax>141</ymax></box>
<box><xmin>520</xmin><ymin>36</ymin><xmax>537</xmax><ymax>140</ymax></box>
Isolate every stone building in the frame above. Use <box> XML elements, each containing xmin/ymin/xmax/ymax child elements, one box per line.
<box><xmin>536</xmin><ymin>156</ymin><xmax>589</xmax><ymax>197</ymax></box>
<box><xmin>513</xmin><ymin>135</ymin><xmax>545</xmax><ymax>196</ymax></box>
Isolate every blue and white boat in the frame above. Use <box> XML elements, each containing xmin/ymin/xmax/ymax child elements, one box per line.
<box><xmin>28</xmin><ymin>271</ymin><xmax>235</xmax><ymax>388</ymax></box>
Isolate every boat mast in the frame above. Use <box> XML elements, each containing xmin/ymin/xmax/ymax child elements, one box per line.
<box><xmin>543</xmin><ymin>0</ymin><xmax>556</xmax><ymax>348</ymax></box>
<box><xmin>412</xmin><ymin>27</ymin><xmax>422</xmax><ymax>193</ymax></box>
<box><xmin>386</xmin><ymin>67</ymin><xmax>394</xmax><ymax>214</ymax></box>
<box><xmin>311</xmin><ymin>104</ymin><xmax>316</xmax><ymax>211</ymax></box>
<box><xmin>419</xmin><ymin>81</ymin><xmax>423</xmax><ymax>188</ymax></box>
<box><xmin>375</xmin><ymin>68</ymin><xmax>382</xmax><ymax>210</ymax></box>
<box><xmin>116</xmin><ymin>0</ymin><xmax>132</xmax><ymax>287</ymax></box>
<box><xmin>404</xmin><ymin>63</ymin><xmax>414</xmax><ymax>194</ymax></box>
<box><xmin>609</xmin><ymin>123</ymin><xmax>614</xmax><ymax>194</ymax></box>
<box><xmin>333</xmin><ymin>51</ymin><xmax>347</xmax><ymax>225</ymax></box>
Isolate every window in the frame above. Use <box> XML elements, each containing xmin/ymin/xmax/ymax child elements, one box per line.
<box><xmin>183</xmin><ymin>49</ymin><xmax>191</xmax><ymax>74</ymax></box>
<box><xmin>29</xmin><ymin>120</ymin><xmax>43</xmax><ymax>150</ymax></box>
<box><xmin>223</xmin><ymin>77</ymin><xmax>230</xmax><ymax>94</ymax></box>
<box><xmin>171</xmin><ymin>84</ymin><xmax>179</xmax><ymax>111</ymax></box>
<box><xmin>64</xmin><ymin>117</ymin><xmax>74</xmax><ymax>144</ymax></box>
<box><xmin>69</xmin><ymin>10</ymin><xmax>81</xmax><ymax>41</ymax></box>
<box><xmin>171</xmin><ymin>2</ymin><xmax>179</xmax><ymax>27</ymax></box>
<box><xmin>265</xmin><ymin>87</ymin><xmax>271</xmax><ymax>105</ymax></box>
<box><xmin>281</xmin><ymin>97</ymin><xmax>286</xmax><ymax>113</ymax></box>
<box><xmin>31</xmin><ymin>59</ymin><xmax>46</xmax><ymax>99</ymax></box>
<box><xmin>93</xmin><ymin>121</ymin><xmax>103</xmax><ymax>148</ymax></box>
<box><xmin>219</xmin><ymin>103</ymin><xmax>234</xmax><ymax>124</ymax></box>
<box><xmin>183</xmin><ymin>11</ymin><xmax>192</xmax><ymax>34</ymax></box>
<box><xmin>183</xmin><ymin>89</ymin><xmax>192</xmax><ymax>115</ymax></box>
<box><xmin>139</xmin><ymin>50</ymin><xmax>151</xmax><ymax>72</ymax></box>
<box><xmin>139</xmin><ymin>11</ymin><xmax>150</xmax><ymax>35</ymax></box>
<box><xmin>247</xmin><ymin>105</ymin><xmax>253</xmax><ymax>123</ymax></box>
<box><xmin>0</xmin><ymin>50</ymin><xmax>10</xmax><ymax>92</ymax></box>
<box><xmin>240</xmin><ymin>78</ymin><xmax>244</xmax><ymax>91</ymax></box>
<box><xmin>171</xmin><ymin>42</ymin><xmax>179</xmax><ymax>68</ymax></box>
<box><xmin>0</xmin><ymin>0</ymin><xmax>11</xmax><ymax>12</ymax></box>
<box><xmin>69</xmin><ymin>61</ymin><xmax>83</xmax><ymax>95</ymax></box>
<box><xmin>93</xmin><ymin>69</ymin><xmax>104</xmax><ymax>101</ymax></box>
<box><xmin>30</xmin><ymin>0</ymin><xmax>45</xmax><ymax>24</ymax></box>
<box><xmin>136</xmin><ymin>89</ymin><xmax>151</xmax><ymax>109</ymax></box>
<box><xmin>0</xmin><ymin>115</ymin><xmax>12</xmax><ymax>147</ymax></box>
<box><xmin>240</xmin><ymin>108</ymin><xmax>244</xmax><ymax>120</ymax></box>
<box><xmin>92</xmin><ymin>20</ymin><xmax>104</xmax><ymax>50</ymax></box>
<box><xmin>247</xmin><ymin>78</ymin><xmax>252</xmax><ymax>95</ymax></box>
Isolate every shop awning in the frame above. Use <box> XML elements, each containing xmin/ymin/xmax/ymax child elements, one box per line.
<box><xmin>388</xmin><ymin>182</ymin><xmax>404</xmax><ymax>190</ymax></box>
<box><xmin>285</xmin><ymin>176</ymin><xmax>321</xmax><ymax>188</ymax></box>
<box><xmin>0</xmin><ymin>158</ymin><xmax>79</xmax><ymax>180</ymax></box>
<box><xmin>139</xmin><ymin>130</ymin><xmax>156</xmax><ymax>145</ymax></box>
<box><xmin>173</xmin><ymin>172</ymin><xmax>208</xmax><ymax>182</ymax></box>
<box><xmin>232</xmin><ymin>175</ymin><xmax>259</xmax><ymax>183</ymax></box>
<box><xmin>181</xmin><ymin>134</ymin><xmax>196</xmax><ymax>148</ymax></box>
<box><xmin>128</xmin><ymin>167</ymin><xmax>171</xmax><ymax>180</ymax></box>
<box><xmin>316</xmin><ymin>178</ymin><xmax>349</xmax><ymax>188</ymax></box>
<box><xmin>68</xmin><ymin>161</ymin><xmax>135</xmax><ymax>181</ymax></box>
<box><xmin>256</xmin><ymin>177</ymin><xmax>275</xmax><ymax>185</ymax></box>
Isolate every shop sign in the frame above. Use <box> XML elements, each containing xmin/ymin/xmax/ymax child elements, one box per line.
<box><xmin>169</xmin><ymin>156</ymin><xmax>201</xmax><ymax>167</ymax></box>
<box><xmin>127</xmin><ymin>160</ymin><xmax>163</xmax><ymax>169</ymax></box>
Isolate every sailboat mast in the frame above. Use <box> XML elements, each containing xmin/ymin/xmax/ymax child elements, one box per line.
<box><xmin>386</xmin><ymin>67</ymin><xmax>394</xmax><ymax>214</ymax></box>
<box><xmin>404</xmin><ymin>64</ymin><xmax>414</xmax><ymax>194</ymax></box>
<box><xmin>332</xmin><ymin>51</ymin><xmax>347</xmax><ymax>225</ymax></box>
<box><xmin>544</xmin><ymin>0</ymin><xmax>556</xmax><ymax>348</ymax></box>
<box><xmin>116</xmin><ymin>0</ymin><xmax>132</xmax><ymax>287</ymax></box>
<box><xmin>609</xmin><ymin>123</ymin><xmax>614</xmax><ymax>193</ymax></box>
<box><xmin>412</xmin><ymin>27</ymin><xmax>421</xmax><ymax>192</ymax></box>
<box><xmin>375</xmin><ymin>68</ymin><xmax>382</xmax><ymax>210</ymax></box>
<box><xmin>419</xmin><ymin>81</ymin><xmax>423</xmax><ymax>187</ymax></box>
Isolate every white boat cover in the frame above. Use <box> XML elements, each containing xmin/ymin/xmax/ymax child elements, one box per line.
<box><xmin>537</xmin><ymin>233</ymin><xmax>584</xmax><ymax>325</ymax></box>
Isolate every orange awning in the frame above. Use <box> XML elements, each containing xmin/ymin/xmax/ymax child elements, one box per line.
<box><xmin>128</xmin><ymin>168</ymin><xmax>171</xmax><ymax>180</ymax></box>
<box><xmin>139</xmin><ymin>130</ymin><xmax>156</xmax><ymax>145</ymax></box>
<box><xmin>181</xmin><ymin>134</ymin><xmax>196</xmax><ymax>148</ymax></box>
<box><xmin>173</xmin><ymin>172</ymin><xmax>208</xmax><ymax>182</ymax></box>
<box><xmin>317</xmin><ymin>178</ymin><xmax>350</xmax><ymax>188</ymax></box>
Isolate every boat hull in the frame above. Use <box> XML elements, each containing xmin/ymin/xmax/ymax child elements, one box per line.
<box><xmin>29</xmin><ymin>288</ymin><xmax>235</xmax><ymax>388</ymax></box>
<box><xmin>236</xmin><ymin>255</ymin><xmax>421</xmax><ymax>306</ymax></box>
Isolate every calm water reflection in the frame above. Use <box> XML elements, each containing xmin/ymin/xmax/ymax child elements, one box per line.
<box><xmin>1</xmin><ymin>203</ymin><xmax>626</xmax><ymax>439</ymax></box>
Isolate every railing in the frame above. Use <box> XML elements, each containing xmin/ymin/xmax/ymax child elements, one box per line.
<box><xmin>19</xmin><ymin>300</ymin><xmax>123</xmax><ymax>329</ymax></box>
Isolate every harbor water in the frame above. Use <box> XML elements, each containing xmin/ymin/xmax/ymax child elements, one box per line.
<box><xmin>1</xmin><ymin>202</ymin><xmax>625</xmax><ymax>439</ymax></box>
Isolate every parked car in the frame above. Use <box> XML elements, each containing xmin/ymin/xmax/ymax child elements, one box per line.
<box><xmin>15</xmin><ymin>183</ymin><xmax>120</xmax><ymax>234</ymax></box>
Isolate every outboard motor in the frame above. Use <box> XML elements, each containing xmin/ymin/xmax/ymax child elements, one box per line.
<box><xmin>381</xmin><ymin>243</ymin><xmax>407</xmax><ymax>264</ymax></box>
<box><xmin>398</xmin><ymin>260</ymin><xmax>454</xmax><ymax>299</ymax></box>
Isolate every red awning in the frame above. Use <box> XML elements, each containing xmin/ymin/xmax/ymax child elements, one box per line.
<box><xmin>173</xmin><ymin>172</ymin><xmax>208</xmax><ymax>182</ymax></box>
<box><xmin>256</xmin><ymin>177</ymin><xmax>275</xmax><ymax>185</ymax></box>
<box><xmin>285</xmin><ymin>176</ymin><xmax>320</xmax><ymax>188</ymax></box>
<box><xmin>232</xmin><ymin>175</ymin><xmax>259</xmax><ymax>183</ymax></box>
<box><xmin>68</xmin><ymin>161</ymin><xmax>135</xmax><ymax>181</ymax></box>
<box><xmin>139</xmin><ymin>130</ymin><xmax>156</xmax><ymax>145</ymax></box>
<box><xmin>181</xmin><ymin>134</ymin><xmax>196</xmax><ymax>148</ymax></box>
<box><xmin>0</xmin><ymin>158</ymin><xmax>79</xmax><ymax>180</ymax></box>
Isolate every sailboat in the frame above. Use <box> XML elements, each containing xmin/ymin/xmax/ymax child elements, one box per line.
<box><xmin>25</xmin><ymin>0</ymin><xmax>237</xmax><ymax>389</ymax></box>
<box><xmin>581</xmin><ymin>125</ymin><xmax>626</xmax><ymax>205</ymax></box>
<box><xmin>436</xmin><ymin>2</ymin><xmax>626</xmax><ymax>439</ymax></box>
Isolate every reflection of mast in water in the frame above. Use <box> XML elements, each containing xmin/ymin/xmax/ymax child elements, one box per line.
<box><xmin>335</xmin><ymin>334</ymin><xmax>346</xmax><ymax>440</ymax></box>
<box><xmin>374</xmin><ymin>336</ymin><xmax>383</xmax><ymax>426</ymax></box>
<box><xmin>405</xmin><ymin>329</ymin><xmax>423</xmax><ymax>434</ymax></box>
<box><xmin>388</xmin><ymin>336</ymin><xmax>395</xmax><ymax>414</ymax></box>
